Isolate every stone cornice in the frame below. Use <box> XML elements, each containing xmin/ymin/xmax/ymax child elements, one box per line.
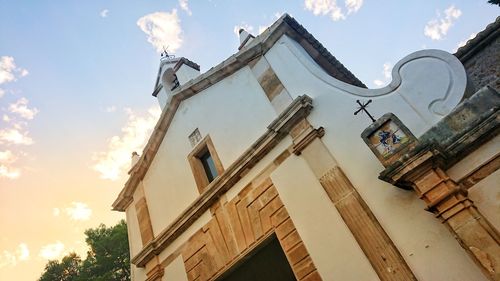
<box><xmin>173</xmin><ymin>57</ymin><xmax>200</xmax><ymax>72</ymax></box>
<box><xmin>379</xmin><ymin>86</ymin><xmax>499</xmax><ymax>187</ymax></box>
<box><xmin>130</xmin><ymin>95</ymin><xmax>313</xmax><ymax>267</ymax></box>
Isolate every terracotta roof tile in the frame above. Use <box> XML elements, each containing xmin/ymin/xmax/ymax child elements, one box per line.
<box><xmin>454</xmin><ymin>16</ymin><xmax>500</xmax><ymax>62</ymax></box>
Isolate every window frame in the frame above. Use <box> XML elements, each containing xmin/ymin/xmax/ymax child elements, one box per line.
<box><xmin>188</xmin><ymin>135</ymin><xmax>224</xmax><ymax>193</ymax></box>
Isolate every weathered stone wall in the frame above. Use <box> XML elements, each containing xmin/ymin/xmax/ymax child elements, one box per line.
<box><xmin>461</xmin><ymin>35</ymin><xmax>500</xmax><ymax>91</ymax></box>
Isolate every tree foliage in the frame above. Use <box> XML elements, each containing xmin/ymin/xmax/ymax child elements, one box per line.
<box><xmin>488</xmin><ymin>0</ymin><xmax>500</xmax><ymax>6</ymax></box>
<box><xmin>38</xmin><ymin>220</ymin><xmax>130</xmax><ymax>281</ymax></box>
<box><xmin>39</xmin><ymin>253</ymin><xmax>81</xmax><ymax>281</ymax></box>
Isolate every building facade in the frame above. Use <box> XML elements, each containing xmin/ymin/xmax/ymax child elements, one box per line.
<box><xmin>113</xmin><ymin>15</ymin><xmax>500</xmax><ymax>281</ymax></box>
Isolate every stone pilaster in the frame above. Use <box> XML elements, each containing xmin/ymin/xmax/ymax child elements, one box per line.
<box><xmin>290</xmin><ymin>119</ymin><xmax>417</xmax><ymax>281</ymax></box>
<box><xmin>135</xmin><ymin>184</ymin><xmax>155</xmax><ymax>245</ymax></box>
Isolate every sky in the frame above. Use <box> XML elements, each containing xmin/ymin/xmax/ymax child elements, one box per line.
<box><xmin>0</xmin><ymin>0</ymin><xmax>498</xmax><ymax>280</ymax></box>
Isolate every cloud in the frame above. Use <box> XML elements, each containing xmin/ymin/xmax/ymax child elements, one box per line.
<box><xmin>235</xmin><ymin>13</ymin><xmax>284</xmax><ymax>38</ymax></box>
<box><xmin>304</xmin><ymin>0</ymin><xmax>345</xmax><ymax>21</ymax></box>
<box><xmin>424</xmin><ymin>5</ymin><xmax>462</xmax><ymax>40</ymax></box>
<box><xmin>0</xmin><ymin>150</ymin><xmax>16</xmax><ymax>164</ymax></box>
<box><xmin>0</xmin><ymin>150</ymin><xmax>20</xmax><ymax>179</ymax></box>
<box><xmin>0</xmin><ymin>125</ymin><xmax>32</xmax><ymax>177</ymax></box>
<box><xmin>105</xmin><ymin>105</ymin><xmax>117</xmax><ymax>113</ymax></box>
<box><xmin>453</xmin><ymin>33</ymin><xmax>476</xmax><ymax>53</ymax></box>
<box><xmin>0</xmin><ymin>56</ymin><xmax>16</xmax><ymax>85</ymax></box>
<box><xmin>0</xmin><ymin>166</ymin><xmax>21</xmax><ymax>179</ymax></box>
<box><xmin>16</xmin><ymin>243</ymin><xmax>29</xmax><ymax>261</ymax></box>
<box><xmin>39</xmin><ymin>241</ymin><xmax>65</xmax><ymax>260</ymax></box>
<box><xmin>65</xmin><ymin>202</ymin><xmax>92</xmax><ymax>221</ymax></box>
<box><xmin>0</xmin><ymin>127</ymin><xmax>34</xmax><ymax>145</ymax></box>
<box><xmin>52</xmin><ymin>208</ymin><xmax>61</xmax><ymax>217</ymax></box>
<box><xmin>0</xmin><ymin>56</ymin><xmax>28</xmax><ymax>85</ymax></box>
<box><xmin>100</xmin><ymin>9</ymin><xmax>109</xmax><ymax>18</ymax></box>
<box><xmin>274</xmin><ymin>11</ymin><xmax>284</xmax><ymax>19</ymax></box>
<box><xmin>179</xmin><ymin>0</ymin><xmax>192</xmax><ymax>16</ymax></box>
<box><xmin>0</xmin><ymin>56</ymin><xmax>28</xmax><ymax>98</ymax></box>
<box><xmin>257</xmin><ymin>12</ymin><xmax>285</xmax><ymax>34</ymax></box>
<box><xmin>0</xmin><ymin>154</ymin><xmax>20</xmax><ymax>178</ymax></box>
<box><xmin>0</xmin><ymin>243</ymin><xmax>30</xmax><ymax>268</ymax></box>
<box><xmin>92</xmin><ymin>106</ymin><xmax>161</xmax><ymax>180</ymax></box>
<box><xmin>258</xmin><ymin>26</ymin><xmax>268</xmax><ymax>34</ymax></box>
<box><xmin>382</xmin><ymin>63</ymin><xmax>392</xmax><ymax>79</ymax></box>
<box><xmin>8</xmin><ymin>97</ymin><xmax>38</xmax><ymax>120</ymax></box>
<box><xmin>0</xmin><ymin>251</ymin><xmax>16</xmax><ymax>268</ymax></box>
<box><xmin>137</xmin><ymin>10</ymin><xmax>183</xmax><ymax>53</ymax></box>
<box><xmin>373</xmin><ymin>80</ymin><xmax>384</xmax><ymax>87</ymax></box>
<box><xmin>372</xmin><ymin>62</ymin><xmax>392</xmax><ymax>88</ymax></box>
<box><xmin>345</xmin><ymin>0</ymin><xmax>363</xmax><ymax>14</ymax></box>
<box><xmin>0</xmin><ymin>57</ymin><xmax>32</xmax><ymax>179</ymax></box>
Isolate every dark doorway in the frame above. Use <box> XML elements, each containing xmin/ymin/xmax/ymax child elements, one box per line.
<box><xmin>217</xmin><ymin>236</ymin><xmax>296</xmax><ymax>281</ymax></box>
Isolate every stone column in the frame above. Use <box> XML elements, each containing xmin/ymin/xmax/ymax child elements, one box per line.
<box><xmin>385</xmin><ymin>150</ymin><xmax>500</xmax><ymax>280</ymax></box>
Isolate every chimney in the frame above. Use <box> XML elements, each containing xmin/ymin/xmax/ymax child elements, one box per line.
<box><xmin>238</xmin><ymin>29</ymin><xmax>255</xmax><ymax>50</ymax></box>
<box><xmin>128</xmin><ymin>151</ymin><xmax>141</xmax><ymax>174</ymax></box>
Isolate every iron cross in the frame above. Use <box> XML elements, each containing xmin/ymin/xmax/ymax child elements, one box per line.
<box><xmin>354</xmin><ymin>99</ymin><xmax>376</xmax><ymax>123</ymax></box>
<box><xmin>161</xmin><ymin>46</ymin><xmax>170</xmax><ymax>58</ymax></box>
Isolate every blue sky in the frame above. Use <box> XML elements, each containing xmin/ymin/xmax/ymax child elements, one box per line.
<box><xmin>0</xmin><ymin>0</ymin><xmax>498</xmax><ymax>280</ymax></box>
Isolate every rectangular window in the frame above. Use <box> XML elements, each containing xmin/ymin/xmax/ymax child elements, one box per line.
<box><xmin>199</xmin><ymin>150</ymin><xmax>217</xmax><ymax>182</ymax></box>
<box><xmin>170</xmin><ymin>75</ymin><xmax>180</xmax><ymax>91</ymax></box>
<box><xmin>188</xmin><ymin>135</ymin><xmax>224</xmax><ymax>192</ymax></box>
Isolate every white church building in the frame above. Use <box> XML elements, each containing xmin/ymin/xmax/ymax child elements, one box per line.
<box><xmin>113</xmin><ymin>14</ymin><xmax>500</xmax><ymax>281</ymax></box>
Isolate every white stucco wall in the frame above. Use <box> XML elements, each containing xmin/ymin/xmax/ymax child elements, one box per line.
<box><xmin>125</xmin><ymin>201</ymin><xmax>148</xmax><ymax>281</ymax></box>
<box><xmin>125</xmin><ymin>199</ymin><xmax>143</xmax><ymax>259</ymax></box>
<box><xmin>142</xmin><ymin>66</ymin><xmax>277</xmax><ymax>237</ymax></box>
<box><xmin>271</xmin><ymin>155</ymin><xmax>380</xmax><ymax>281</ymax></box>
<box><xmin>131</xmin><ymin>265</ymin><xmax>147</xmax><ymax>281</ymax></box>
<box><xmin>162</xmin><ymin>256</ymin><xmax>189</xmax><ymax>281</ymax></box>
<box><xmin>469</xmin><ymin>169</ymin><xmax>500</xmax><ymax>231</ymax></box>
<box><xmin>175</xmin><ymin>64</ymin><xmax>200</xmax><ymax>85</ymax></box>
<box><xmin>264</xmin><ymin>35</ymin><xmax>488</xmax><ymax>281</ymax></box>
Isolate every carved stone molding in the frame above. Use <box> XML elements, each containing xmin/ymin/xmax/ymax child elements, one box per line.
<box><xmin>145</xmin><ymin>264</ymin><xmax>164</xmax><ymax>281</ymax></box>
<box><xmin>180</xmin><ymin>180</ymin><xmax>322</xmax><ymax>281</ymax></box>
<box><xmin>292</xmin><ymin>126</ymin><xmax>325</xmax><ymax>155</ymax></box>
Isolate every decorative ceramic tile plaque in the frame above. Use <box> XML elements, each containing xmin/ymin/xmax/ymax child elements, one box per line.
<box><xmin>361</xmin><ymin>113</ymin><xmax>416</xmax><ymax>167</ymax></box>
<box><xmin>369</xmin><ymin>120</ymin><xmax>409</xmax><ymax>158</ymax></box>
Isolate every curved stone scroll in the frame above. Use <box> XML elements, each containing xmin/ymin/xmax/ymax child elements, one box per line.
<box><xmin>276</xmin><ymin>36</ymin><xmax>468</xmax><ymax>125</ymax></box>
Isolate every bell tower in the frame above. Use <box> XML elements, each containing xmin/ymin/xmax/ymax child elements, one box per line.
<box><xmin>152</xmin><ymin>52</ymin><xmax>200</xmax><ymax>109</ymax></box>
